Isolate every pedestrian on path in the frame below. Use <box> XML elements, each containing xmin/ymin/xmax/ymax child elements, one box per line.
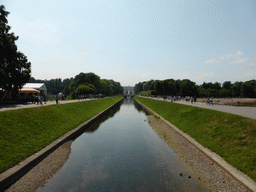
<box><xmin>40</xmin><ymin>95</ymin><xmax>43</xmax><ymax>105</ymax></box>
<box><xmin>55</xmin><ymin>95</ymin><xmax>59</xmax><ymax>104</ymax></box>
<box><xmin>43</xmin><ymin>94</ymin><xmax>47</xmax><ymax>104</ymax></box>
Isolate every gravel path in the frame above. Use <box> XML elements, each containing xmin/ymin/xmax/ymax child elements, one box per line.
<box><xmin>6</xmin><ymin>141</ymin><xmax>72</xmax><ymax>192</ymax></box>
<box><xmin>147</xmin><ymin>115</ymin><xmax>250</xmax><ymax>192</ymax></box>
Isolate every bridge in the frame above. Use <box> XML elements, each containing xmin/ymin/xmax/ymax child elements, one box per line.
<box><xmin>123</xmin><ymin>86</ymin><xmax>134</xmax><ymax>98</ymax></box>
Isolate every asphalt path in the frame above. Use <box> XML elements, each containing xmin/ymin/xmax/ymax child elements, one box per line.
<box><xmin>149</xmin><ymin>97</ymin><xmax>256</xmax><ymax>120</ymax></box>
<box><xmin>0</xmin><ymin>99</ymin><xmax>89</xmax><ymax>112</ymax></box>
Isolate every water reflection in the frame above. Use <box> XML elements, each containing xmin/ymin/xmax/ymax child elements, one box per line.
<box><xmin>84</xmin><ymin>102</ymin><xmax>122</xmax><ymax>133</ymax></box>
<box><xmin>122</xmin><ymin>97</ymin><xmax>134</xmax><ymax>105</ymax></box>
<box><xmin>38</xmin><ymin>98</ymin><xmax>208</xmax><ymax>192</ymax></box>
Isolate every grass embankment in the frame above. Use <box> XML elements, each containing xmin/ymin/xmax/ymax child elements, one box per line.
<box><xmin>135</xmin><ymin>96</ymin><xmax>256</xmax><ymax>181</ymax></box>
<box><xmin>0</xmin><ymin>96</ymin><xmax>123</xmax><ymax>173</ymax></box>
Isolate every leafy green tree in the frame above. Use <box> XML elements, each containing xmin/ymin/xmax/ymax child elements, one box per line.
<box><xmin>44</xmin><ymin>78</ymin><xmax>62</xmax><ymax>95</ymax></box>
<box><xmin>147</xmin><ymin>79</ymin><xmax>155</xmax><ymax>90</ymax></box>
<box><xmin>231</xmin><ymin>81</ymin><xmax>242</xmax><ymax>97</ymax></box>
<box><xmin>241</xmin><ymin>80</ymin><xmax>256</xmax><ymax>98</ymax></box>
<box><xmin>75</xmin><ymin>84</ymin><xmax>96</xmax><ymax>97</ymax></box>
<box><xmin>74</xmin><ymin>72</ymin><xmax>100</xmax><ymax>92</ymax></box>
<box><xmin>154</xmin><ymin>80</ymin><xmax>164</xmax><ymax>95</ymax></box>
<box><xmin>222</xmin><ymin>81</ymin><xmax>232</xmax><ymax>90</ymax></box>
<box><xmin>63</xmin><ymin>84</ymin><xmax>71</xmax><ymax>95</ymax></box>
<box><xmin>100</xmin><ymin>79</ymin><xmax>114</xmax><ymax>95</ymax></box>
<box><xmin>179</xmin><ymin>79</ymin><xmax>198</xmax><ymax>96</ymax></box>
<box><xmin>0</xmin><ymin>5</ymin><xmax>31</xmax><ymax>99</ymax></box>
<box><xmin>213</xmin><ymin>82</ymin><xmax>222</xmax><ymax>90</ymax></box>
<box><xmin>167</xmin><ymin>81</ymin><xmax>176</xmax><ymax>95</ymax></box>
<box><xmin>219</xmin><ymin>89</ymin><xmax>231</xmax><ymax>97</ymax></box>
<box><xmin>134</xmin><ymin>82</ymin><xmax>143</xmax><ymax>94</ymax></box>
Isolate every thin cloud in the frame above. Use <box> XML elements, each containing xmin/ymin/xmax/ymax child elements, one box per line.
<box><xmin>230</xmin><ymin>58</ymin><xmax>248</xmax><ymax>64</ymax></box>
<box><xmin>219</xmin><ymin>50</ymin><xmax>245</xmax><ymax>60</ymax></box>
<box><xmin>206</xmin><ymin>50</ymin><xmax>250</xmax><ymax>65</ymax></box>
<box><xmin>205</xmin><ymin>59</ymin><xmax>215</xmax><ymax>64</ymax></box>
<box><xmin>194</xmin><ymin>72</ymin><xmax>214</xmax><ymax>81</ymax></box>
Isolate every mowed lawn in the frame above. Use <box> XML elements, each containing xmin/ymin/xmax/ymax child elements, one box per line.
<box><xmin>135</xmin><ymin>96</ymin><xmax>256</xmax><ymax>182</ymax></box>
<box><xmin>0</xmin><ymin>96</ymin><xmax>123</xmax><ymax>173</ymax></box>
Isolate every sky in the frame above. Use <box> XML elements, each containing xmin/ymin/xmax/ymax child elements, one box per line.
<box><xmin>2</xmin><ymin>0</ymin><xmax>256</xmax><ymax>86</ymax></box>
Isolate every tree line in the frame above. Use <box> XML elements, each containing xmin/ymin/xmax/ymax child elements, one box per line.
<box><xmin>135</xmin><ymin>79</ymin><xmax>256</xmax><ymax>98</ymax></box>
<box><xmin>29</xmin><ymin>72</ymin><xmax>124</xmax><ymax>98</ymax></box>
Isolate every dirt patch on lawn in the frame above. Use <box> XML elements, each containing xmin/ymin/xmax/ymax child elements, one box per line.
<box><xmin>147</xmin><ymin>115</ymin><xmax>250</xmax><ymax>192</ymax></box>
<box><xmin>6</xmin><ymin>141</ymin><xmax>72</xmax><ymax>192</ymax></box>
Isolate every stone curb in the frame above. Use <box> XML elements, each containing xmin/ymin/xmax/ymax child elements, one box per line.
<box><xmin>0</xmin><ymin>98</ymin><xmax>123</xmax><ymax>191</ymax></box>
<box><xmin>135</xmin><ymin>99</ymin><xmax>256</xmax><ymax>192</ymax></box>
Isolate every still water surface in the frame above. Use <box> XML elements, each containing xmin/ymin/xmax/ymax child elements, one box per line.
<box><xmin>38</xmin><ymin>98</ymin><xmax>208</xmax><ymax>191</ymax></box>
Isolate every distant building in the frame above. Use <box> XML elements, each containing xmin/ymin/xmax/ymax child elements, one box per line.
<box><xmin>23</xmin><ymin>83</ymin><xmax>47</xmax><ymax>95</ymax></box>
<box><xmin>123</xmin><ymin>86</ymin><xmax>134</xmax><ymax>94</ymax></box>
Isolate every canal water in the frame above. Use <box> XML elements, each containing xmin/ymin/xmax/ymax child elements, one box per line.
<box><xmin>38</xmin><ymin>98</ymin><xmax>208</xmax><ymax>191</ymax></box>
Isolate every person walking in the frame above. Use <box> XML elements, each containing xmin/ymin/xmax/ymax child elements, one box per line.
<box><xmin>55</xmin><ymin>95</ymin><xmax>59</xmax><ymax>104</ymax></box>
<box><xmin>191</xmin><ymin>96</ymin><xmax>194</xmax><ymax>104</ymax></box>
<box><xmin>40</xmin><ymin>95</ymin><xmax>43</xmax><ymax>105</ymax></box>
<box><xmin>43</xmin><ymin>94</ymin><xmax>47</xmax><ymax>104</ymax></box>
<box><xmin>194</xmin><ymin>95</ymin><xmax>197</xmax><ymax>103</ymax></box>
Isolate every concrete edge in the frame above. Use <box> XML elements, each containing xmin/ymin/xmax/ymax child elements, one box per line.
<box><xmin>135</xmin><ymin>99</ymin><xmax>256</xmax><ymax>192</ymax></box>
<box><xmin>0</xmin><ymin>98</ymin><xmax>124</xmax><ymax>191</ymax></box>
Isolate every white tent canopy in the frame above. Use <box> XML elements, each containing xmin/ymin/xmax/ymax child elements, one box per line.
<box><xmin>23</xmin><ymin>83</ymin><xmax>47</xmax><ymax>95</ymax></box>
<box><xmin>19</xmin><ymin>87</ymin><xmax>40</xmax><ymax>93</ymax></box>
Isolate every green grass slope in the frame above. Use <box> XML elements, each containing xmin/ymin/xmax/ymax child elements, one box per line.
<box><xmin>0</xmin><ymin>96</ymin><xmax>123</xmax><ymax>173</ymax></box>
<box><xmin>135</xmin><ymin>96</ymin><xmax>256</xmax><ymax>181</ymax></box>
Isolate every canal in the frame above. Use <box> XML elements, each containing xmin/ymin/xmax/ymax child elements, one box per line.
<box><xmin>38</xmin><ymin>98</ymin><xmax>208</xmax><ymax>191</ymax></box>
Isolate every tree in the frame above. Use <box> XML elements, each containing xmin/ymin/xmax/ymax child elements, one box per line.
<box><xmin>231</xmin><ymin>82</ymin><xmax>242</xmax><ymax>97</ymax></box>
<box><xmin>75</xmin><ymin>84</ymin><xmax>96</xmax><ymax>97</ymax></box>
<box><xmin>44</xmin><ymin>78</ymin><xmax>62</xmax><ymax>95</ymax></box>
<box><xmin>100</xmin><ymin>79</ymin><xmax>114</xmax><ymax>95</ymax></box>
<box><xmin>0</xmin><ymin>5</ymin><xmax>31</xmax><ymax>99</ymax></box>
<box><xmin>154</xmin><ymin>80</ymin><xmax>164</xmax><ymax>95</ymax></box>
<box><xmin>179</xmin><ymin>79</ymin><xmax>198</xmax><ymax>96</ymax></box>
<box><xmin>213</xmin><ymin>82</ymin><xmax>221</xmax><ymax>90</ymax></box>
<box><xmin>134</xmin><ymin>82</ymin><xmax>143</xmax><ymax>94</ymax></box>
<box><xmin>222</xmin><ymin>81</ymin><xmax>232</xmax><ymax>90</ymax></box>
<box><xmin>73</xmin><ymin>72</ymin><xmax>100</xmax><ymax>92</ymax></box>
<box><xmin>241</xmin><ymin>80</ymin><xmax>256</xmax><ymax>98</ymax></box>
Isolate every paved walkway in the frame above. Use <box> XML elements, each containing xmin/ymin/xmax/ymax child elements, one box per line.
<box><xmin>0</xmin><ymin>99</ymin><xmax>89</xmax><ymax>112</ymax></box>
<box><xmin>148</xmin><ymin>97</ymin><xmax>256</xmax><ymax>120</ymax></box>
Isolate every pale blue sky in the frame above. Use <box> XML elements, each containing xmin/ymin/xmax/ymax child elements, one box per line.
<box><xmin>3</xmin><ymin>0</ymin><xmax>256</xmax><ymax>86</ymax></box>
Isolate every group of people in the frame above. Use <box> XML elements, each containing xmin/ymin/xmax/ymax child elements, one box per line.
<box><xmin>142</xmin><ymin>94</ymin><xmax>215</xmax><ymax>105</ymax></box>
<box><xmin>185</xmin><ymin>96</ymin><xmax>197</xmax><ymax>103</ymax></box>
<box><xmin>49</xmin><ymin>94</ymin><xmax>67</xmax><ymax>104</ymax></box>
<box><xmin>31</xmin><ymin>93</ymin><xmax>67</xmax><ymax>105</ymax></box>
<box><xmin>206</xmin><ymin>97</ymin><xmax>213</xmax><ymax>105</ymax></box>
<box><xmin>31</xmin><ymin>94</ymin><xmax>47</xmax><ymax>105</ymax></box>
